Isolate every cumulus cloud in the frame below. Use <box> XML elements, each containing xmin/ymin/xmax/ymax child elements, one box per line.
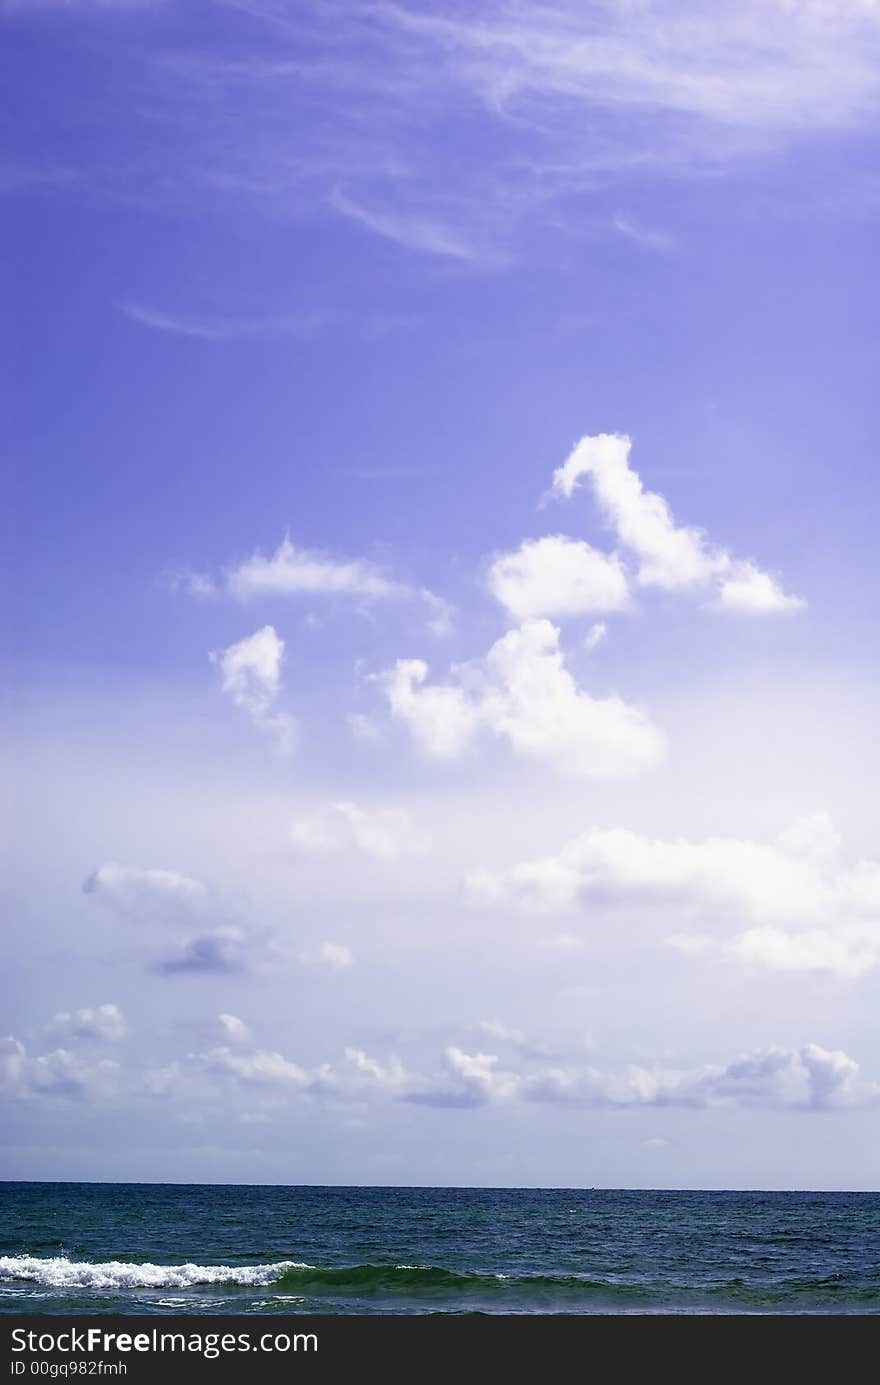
<box><xmin>199</xmin><ymin>1046</ymin><xmax>316</xmax><ymax>1090</ymax></box>
<box><xmin>289</xmin><ymin>801</ymin><xmax>427</xmax><ymax>859</ymax></box>
<box><xmin>520</xmin><ymin>1044</ymin><xmax>874</xmax><ymax>1112</ymax></box>
<box><xmin>4</xmin><ymin>1029</ymin><xmax>876</xmax><ymax>1116</ymax></box>
<box><xmin>49</xmin><ymin>1004</ymin><xmax>126</xmax><ymax>1043</ymax></box>
<box><xmin>404</xmin><ymin>1047</ymin><xmax>520</xmax><ymax>1109</ymax></box>
<box><xmin>467</xmin><ymin>812</ymin><xmax>880</xmax><ymax>978</ymax></box>
<box><xmin>1</xmin><ymin>1037</ymin><xmax>120</xmax><ymax>1102</ymax></box>
<box><xmin>709</xmin><ymin>560</ymin><xmax>807</xmax><ymax>614</ymax></box>
<box><xmin>550</xmin><ymin>433</ymin><xmax>805</xmax><ymax>612</ymax></box>
<box><xmin>382</xmin><ymin>618</ymin><xmax>666</xmax><ymax>778</ymax></box>
<box><xmin>344</xmin><ymin>1047</ymin><xmax>409</xmax><ymax>1093</ymax></box>
<box><xmin>211</xmin><ymin>625</ymin><xmax>296</xmax><ymax>752</ymax></box>
<box><xmin>335</xmin><ymin>1040</ymin><xmax>878</xmax><ymax>1113</ymax></box>
<box><xmin>487</xmin><ymin>535</ymin><xmax>630</xmax><ymax>621</ymax></box>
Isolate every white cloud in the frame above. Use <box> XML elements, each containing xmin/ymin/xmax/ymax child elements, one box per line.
<box><xmin>198</xmin><ymin>535</ymin><xmax>451</xmax><ymax>635</ymax></box>
<box><xmin>344</xmin><ymin>1047</ymin><xmax>409</xmax><ymax>1092</ymax></box>
<box><xmin>420</xmin><ymin>589</ymin><xmax>455</xmax><ymax>638</ymax></box>
<box><xmin>211</xmin><ymin>624</ymin><xmax>296</xmax><ymax>752</ymax></box>
<box><xmin>712</xmin><ymin>561</ymin><xmax>807</xmax><ymax>613</ymax></box>
<box><xmin>24</xmin><ymin>2</ymin><xmax>880</xmax><ymax>278</ymax></box>
<box><xmin>227</xmin><ymin>536</ymin><xmax>400</xmax><ymax>603</ymax></box>
<box><xmin>726</xmin><ymin>928</ymin><xmax>880</xmax><ymax>979</ymax></box>
<box><xmin>83</xmin><ymin>863</ymin><xmax>268</xmax><ymax>977</ymax></box>
<box><xmin>468</xmin><ymin>812</ymin><xmax>880</xmax><ymax>978</ymax></box>
<box><xmin>613</xmin><ymin>214</ymin><xmax>674</xmax><ymax>253</ymax></box>
<box><xmin>28</xmin><ymin>1050</ymin><xmax>120</xmax><ymax>1099</ymax></box>
<box><xmin>0</xmin><ymin>1038</ymin><xmax>26</xmax><ymax>1099</ymax></box>
<box><xmin>289</xmin><ymin>801</ymin><xmax>427</xmax><ymax>859</ymax></box>
<box><xmin>155</xmin><ymin>926</ymin><xmax>251</xmax><ymax>976</ymax></box>
<box><xmin>120</xmin><ymin>301</ymin><xmax>330</xmax><ymax>342</ymax></box>
<box><xmin>487</xmin><ymin>535</ymin><xmax>630</xmax><ymax>621</ymax></box>
<box><xmin>382</xmin><ymin>659</ymin><xmax>480</xmax><ymax>759</ymax></box>
<box><xmin>341</xmin><ymin>1040</ymin><xmax>878</xmax><ymax>1113</ymax></box>
<box><xmin>2</xmin><ymin>1038</ymin><xmax>120</xmax><ymax>1102</ymax></box>
<box><xmin>550</xmin><ymin>433</ymin><xmax>804</xmax><ymax>612</ymax></box>
<box><xmin>49</xmin><ymin>1004</ymin><xmax>126</xmax><ymax>1043</ymax></box>
<box><xmin>346</xmin><ymin>712</ymin><xmax>384</xmax><ymax>744</ymax></box>
<box><xmin>382</xmin><ymin>619</ymin><xmax>666</xmax><ymax>778</ymax></box>
<box><xmin>297</xmin><ymin>941</ymin><xmax>355</xmax><ymax>972</ymax></box>
<box><xmin>478</xmin><ymin>1019</ymin><xmax>526</xmax><ymax>1045</ymax></box>
<box><xmin>404</xmin><ymin>1047</ymin><xmax>520</xmax><ymax>1108</ymax></box>
<box><xmin>5</xmin><ymin>1030</ymin><xmax>876</xmax><ymax>1116</ymax></box>
<box><xmin>83</xmin><ymin>864</ymin><xmax>207</xmax><ymax>920</ymax></box>
<box><xmin>375</xmin><ymin>1</ymin><xmax>880</xmax><ymax>151</ymax></box>
<box><xmin>218</xmin><ymin>1014</ymin><xmax>251</xmax><ymax>1044</ymax></box>
<box><xmin>330</xmin><ymin>184</ymin><xmax>477</xmax><ymax>260</ymax></box>
<box><xmin>200</xmin><ymin>1046</ymin><xmax>314</xmax><ymax>1090</ymax></box>
<box><xmin>584</xmin><ymin>621</ymin><xmax>607</xmax><ymax>653</ymax></box>
<box><xmin>319</xmin><ymin>942</ymin><xmax>354</xmax><ymax>971</ymax></box>
<box><xmin>520</xmin><ymin>1044</ymin><xmax>875</xmax><ymax>1112</ymax></box>
<box><xmin>162</xmin><ymin>567</ymin><xmax>218</xmax><ymax>599</ymax></box>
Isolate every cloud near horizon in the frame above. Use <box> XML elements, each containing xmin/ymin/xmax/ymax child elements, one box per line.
<box><xmin>6</xmin><ymin>1028</ymin><xmax>875</xmax><ymax>1116</ymax></box>
<box><xmin>48</xmin><ymin>1004</ymin><xmax>126</xmax><ymax>1044</ymax></box>
<box><xmin>467</xmin><ymin>813</ymin><xmax>880</xmax><ymax>978</ymax></box>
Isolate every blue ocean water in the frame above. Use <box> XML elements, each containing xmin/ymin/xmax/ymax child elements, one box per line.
<box><xmin>1</xmin><ymin>1184</ymin><xmax>877</xmax><ymax>1315</ymax></box>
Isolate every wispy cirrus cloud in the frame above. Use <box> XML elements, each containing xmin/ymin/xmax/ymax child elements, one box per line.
<box><xmin>329</xmin><ymin>185</ymin><xmax>478</xmax><ymax>261</ymax></box>
<box><xmin>9</xmin><ymin>2</ymin><xmax>879</xmax><ymax>264</ymax></box>
<box><xmin>612</xmin><ymin>214</ymin><xmax>675</xmax><ymax>254</ymax></box>
<box><xmin>120</xmin><ymin>300</ymin><xmax>415</xmax><ymax>342</ymax></box>
<box><xmin>120</xmin><ymin>301</ymin><xmax>330</xmax><ymax>342</ymax></box>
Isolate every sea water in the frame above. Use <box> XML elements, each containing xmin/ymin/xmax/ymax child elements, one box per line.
<box><xmin>1</xmin><ymin>1183</ymin><xmax>877</xmax><ymax>1315</ymax></box>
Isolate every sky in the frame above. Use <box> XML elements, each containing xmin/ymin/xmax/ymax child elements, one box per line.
<box><xmin>2</xmin><ymin>0</ymin><xmax>879</xmax><ymax>1190</ymax></box>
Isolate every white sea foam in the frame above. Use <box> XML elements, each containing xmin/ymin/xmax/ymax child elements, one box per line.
<box><xmin>0</xmin><ymin>1256</ymin><xmax>310</xmax><ymax>1290</ymax></box>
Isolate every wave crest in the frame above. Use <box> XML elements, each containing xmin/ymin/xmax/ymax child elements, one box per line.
<box><xmin>0</xmin><ymin>1256</ymin><xmax>309</xmax><ymax>1290</ymax></box>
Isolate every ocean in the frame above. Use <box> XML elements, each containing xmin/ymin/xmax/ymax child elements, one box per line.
<box><xmin>1</xmin><ymin>1183</ymin><xmax>877</xmax><ymax>1315</ymax></box>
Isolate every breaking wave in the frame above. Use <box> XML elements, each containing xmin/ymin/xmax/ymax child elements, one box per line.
<box><xmin>2</xmin><ymin>1256</ymin><xmax>877</xmax><ymax>1308</ymax></box>
<box><xmin>0</xmin><ymin>1256</ymin><xmax>309</xmax><ymax>1291</ymax></box>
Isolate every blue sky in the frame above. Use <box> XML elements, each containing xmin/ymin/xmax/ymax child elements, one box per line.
<box><xmin>3</xmin><ymin>0</ymin><xmax>880</xmax><ymax>1188</ymax></box>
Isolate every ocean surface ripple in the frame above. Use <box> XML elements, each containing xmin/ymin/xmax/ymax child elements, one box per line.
<box><xmin>1</xmin><ymin>1184</ymin><xmax>877</xmax><ymax>1315</ymax></box>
